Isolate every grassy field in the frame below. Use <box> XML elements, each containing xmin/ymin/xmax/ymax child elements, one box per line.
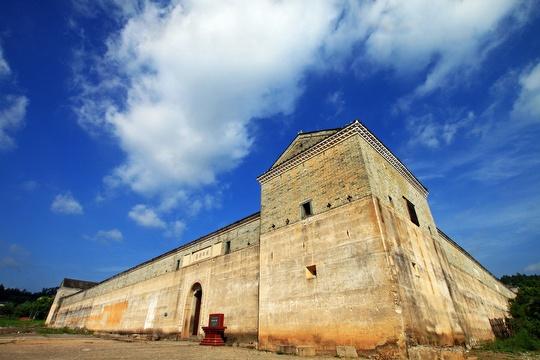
<box><xmin>0</xmin><ymin>318</ymin><xmax>90</xmax><ymax>335</ymax></box>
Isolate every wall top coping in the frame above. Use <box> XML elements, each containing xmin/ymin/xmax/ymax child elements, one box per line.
<box><xmin>437</xmin><ymin>228</ymin><xmax>514</xmax><ymax>296</ymax></box>
<box><xmin>61</xmin><ymin>212</ymin><xmax>260</xmax><ymax>301</ymax></box>
<box><xmin>257</xmin><ymin>120</ymin><xmax>428</xmax><ymax>198</ymax></box>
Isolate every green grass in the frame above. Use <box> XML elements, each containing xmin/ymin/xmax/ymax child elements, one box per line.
<box><xmin>481</xmin><ymin>330</ymin><xmax>540</xmax><ymax>353</ymax></box>
<box><xmin>0</xmin><ymin>318</ymin><xmax>44</xmax><ymax>329</ymax></box>
<box><xmin>0</xmin><ymin>317</ymin><xmax>91</xmax><ymax>335</ymax></box>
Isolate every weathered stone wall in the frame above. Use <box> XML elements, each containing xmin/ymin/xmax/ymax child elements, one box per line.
<box><xmin>57</xmin><ymin>215</ymin><xmax>259</xmax><ymax>304</ymax></box>
<box><xmin>362</xmin><ymin>137</ymin><xmax>514</xmax><ymax>348</ymax></box>
<box><xmin>358</xmin><ymin>137</ymin><xmax>436</xmax><ymax>235</ymax></box>
<box><xmin>376</xmin><ymin>201</ymin><xmax>466</xmax><ymax>349</ymax></box>
<box><xmin>259</xmin><ymin>197</ymin><xmax>404</xmax><ymax>356</ymax></box>
<box><xmin>48</xmin><ymin>122</ymin><xmax>514</xmax><ymax>358</ymax></box>
<box><xmin>359</xmin><ymin>139</ymin><xmax>466</xmax><ymax>348</ymax></box>
<box><xmin>259</xmin><ymin>136</ymin><xmax>404</xmax><ymax>356</ymax></box>
<box><xmin>437</xmin><ymin>231</ymin><xmax>515</xmax><ymax>345</ymax></box>
<box><xmin>260</xmin><ymin>135</ymin><xmax>370</xmax><ymax>235</ymax></box>
<box><xmin>45</xmin><ymin>286</ymin><xmax>84</xmax><ymax>325</ymax></box>
<box><xmin>49</xmin><ymin>216</ymin><xmax>260</xmax><ymax>344</ymax></box>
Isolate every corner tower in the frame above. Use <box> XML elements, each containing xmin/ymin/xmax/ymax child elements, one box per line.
<box><xmin>257</xmin><ymin>122</ymin><xmax>407</xmax><ymax>356</ymax></box>
<box><xmin>256</xmin><ymin>121</ymin><xmax>468</xmax><ymax>357</ymax></box>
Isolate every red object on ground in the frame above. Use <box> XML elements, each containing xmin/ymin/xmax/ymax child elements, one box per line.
<box><xmin>200</xmin><ymin>313</ymin><xmax>226</xmax><ymax>346</ymax></box>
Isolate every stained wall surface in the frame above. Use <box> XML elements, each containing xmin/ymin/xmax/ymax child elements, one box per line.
<box><xmin>259</xmin><ymin>197</ymin><xmax>404</xmax><ymax>356</ymax></box>
<box><xmin>50</xmin><ymin>216</ymin><xmax>260</xmax><ymax>344</ymax></box>
<box><xmin>437</xmin><ymin>231</ymin><xmax>515</xmax><ymax>345</ymax></box>
<box><xmin>359</xmin><ymin>135</ymin><xmax>514</xmax><ymax>348</ymax></box>
<box><xmin>45</xmin><ymin>286</ymin><xmax>84</xmax><ymax>325</ymax></box>
<box><xmin>258</xmin><ymin>135</ymin><xmax>404</xmax><ymax>356</ymax></box>
<box><xmin>48</xmin><ymin>122</ymin><xmax>515</xmax><ymax>358</ymax></box>
<box><xmin>260</xmin><ymin>135</ymin><xmax>370</xmax><ymax>234</ymax></box>
<box><xmin>361</xmin><ymin>138</ymin><xmax>514</xmax><ymax>346</ymax></box>
<box><xmin>359</xmin><ymin>139</ymin><xmax>466</xmax><ymax>347</ymax></box>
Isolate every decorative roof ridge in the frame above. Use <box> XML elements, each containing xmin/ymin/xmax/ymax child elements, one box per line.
<box><xmin>257</xmin><ymin>120</ymin><xmax>428</xmax><ymax>198</ymax></box>
<box><xmin>270</xmin><ymin>128</ymin><xmax>340</xmax><ymax>169</ymax></box>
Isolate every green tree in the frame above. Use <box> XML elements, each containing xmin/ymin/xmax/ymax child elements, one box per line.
<box><xmin>486</xmin><ymin>274</ymin><xmax>540</xmax><ymax>352</ymax></box>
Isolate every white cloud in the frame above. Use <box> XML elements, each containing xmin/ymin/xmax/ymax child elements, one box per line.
<box><xmin>512</xmin><ymin>62</ymin><xmax>540</xmax><ymax>122</ymax></box>
<box><xmin>128</xmin><ymin>204</ymin><xmax>165</xmax><ymax>228</ymax></box>
<box><xmin>406</xmin><ymin>111</ymin><xmax>475</xmax><ymax>149</ymax></box>
<box><xmin>0</xmin><ymin>243</ymin><xmax>29</xmax><ymax>270</ymax></box>
<box><xmin>0</xmin><ymin>47</ymin><xmax>10</xmax><ymax>76</ymax></box>
<box><xmin>408</xmin><ymin>60</ymin><xmax>540</xmax><ymax>186</ymax></box>
<box><xmin>0</xmin><ymin>256</ymin><xmax>19</xmax><ymax>269</ymax></box>
<box><xmin>21</xmin><ymin>180</ymin><xmax>39</xmax><ymax>192</ymax></box>
<box><xmin>326</xmin><ymin>90</ymin><xmax>346</xmax><ymax>118</ymax></box>
<box><xmin>129</xmin><ymin>202</ymin><xmax>186</xmax><ymax>239</ymax></box>
<box><xmin>51</xmin><ymin>192</ymin><xmax>84</xmax><ymax>215</ymax></box>
<box><xmin>73</xmin><ymin>0</ymin><xmax>526</xmax><ymax>200</ymax></box>
<box><xmin>84</xmin><ymin>1</ymin><xmax>341</xmax><ymax>196</ymax></box>
<box><xmin>356</xmin><ymin>0</ymin><xmax>526</xmax><ymax>100</ymax></box>
<box><xmin>94</xmin><ymin>229</ymin><xmax>123</xmax><ymax>243</ymax></box>
<box><xmin>165</xmin><ymin>220</ymin><xmax>186</xmax><ymax>239</ymax></box>
<box><xmin>0</xmin><ymin>44</ymin><xmax>28</xmax><ymax>151</ymax></box>
<box><xmin>0</xmin><ymin>95</ymin><xmax>28</xmax><ymax>151</ymax></box>
<box><xmin>524</xmin><ymin>262</ymin><xmax>540</xmax><ymax>274</ymax></box>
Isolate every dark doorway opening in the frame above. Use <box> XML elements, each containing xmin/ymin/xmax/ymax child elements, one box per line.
<box><xmin>192</xmin><ymin>288</ymin><xmax>202</xmax><ymax>335</ymax></box>
<box><xmin>182</xmin><ymin>282</ymin><xmax>203</xmax><ymax>338</ymax></box>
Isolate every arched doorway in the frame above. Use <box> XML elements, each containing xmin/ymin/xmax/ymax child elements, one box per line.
<box><xmin>183</xmin><ymin>283</ymin><xmax>203</xmax><ymax>337</ymax></box>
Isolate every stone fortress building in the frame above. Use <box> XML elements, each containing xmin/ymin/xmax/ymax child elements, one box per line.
<box><xmin>46</xmin><ymin>121</ymin><xmax>514</xmax><ymax>358</ymax></box>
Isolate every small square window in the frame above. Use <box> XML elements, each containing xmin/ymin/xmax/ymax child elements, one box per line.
<box><xmin>403</xmin><ymin>197</ymin><xmax>420</xmax><ymax>226</ymax></box>
<box><xmin>301</xmin><ymin>201</ymin><xmax>313</xmax><ymax>219</ymax></box>
<box><xmin>305</xmin><ymin>265</ymin><xmax>317</xmax><ymax>279</ymax></box>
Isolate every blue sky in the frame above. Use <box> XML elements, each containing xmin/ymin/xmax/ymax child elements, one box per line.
<box><xmin>0</xmin><ymin>1</ymin><xmax>539</xmax><ymax>291</ymax></box>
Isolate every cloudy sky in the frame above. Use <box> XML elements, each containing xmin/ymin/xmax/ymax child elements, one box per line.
<box><xmin>0</xmin><ymin>0</ymin><xmax>539</xmax><ymax>291</ymax></box>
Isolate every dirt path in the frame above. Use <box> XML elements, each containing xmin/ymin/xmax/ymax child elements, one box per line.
<box><xmin>0</xmin><ymin>335</ymin><xmax>334</xmax><ymax>360</ymax></box>
<box><xmin>0</xmin><ymin>335</ymin><xmax>538</xmax><ymax>360</ymax></box>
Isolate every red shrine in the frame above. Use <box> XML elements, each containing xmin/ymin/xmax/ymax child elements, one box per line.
<box><xmin>200</xmin><ymin>313</ymin><xmax>226</xmax><ymax>346</ymax></box>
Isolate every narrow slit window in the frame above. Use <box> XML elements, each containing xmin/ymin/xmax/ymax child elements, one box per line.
<box><xmin>224</xmin><ymin>241</ymin><xmax>231</xmax><ymax>254</ymax></box>
<box><xmin>305</xmin><ymin>265</ymin><xmax>317</xmax><ymax>279</ymax></box>
<box><xmin>176</xmin><ymin>259</ymin><xmax>181</xmax><ymax>271</ymax></box>
<box><xmin>301</xmin><ymin>201</ymin><xmax>313</xmax><ymax>219</ymax></box>
<box><xmin>411</xmin><ymin>262</ymin><xmax>420</xmax><ymax>277</ymax></box>
<box><xmin>403</xmin><ymin>197</ymin><xmax>420</xmax><ymax>226</ymax></box>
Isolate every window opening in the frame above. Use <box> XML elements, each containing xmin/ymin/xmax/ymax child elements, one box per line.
<box><xmin>301</xmin><ymin>201</ymin><xmax>313</xmax><ymax>219</ymax></box>
<box><xmin>176</xmin><ymin>259</ymin><xmax>181</xmax><ymax>270</ymax></box>
<box><xmin>403</xmin><ymin>197</ymin><xmax>420</xmax><ymax>226</ymax></box>
<box><xmin>305</xmin><ymin>265</ymin><xmax>317</xmax><ymax>279</ymax></box>
<box><xmin>225</xmin><ymin>241</ymin><xmax>231</xmax><ymax>254</ymax></box>
<box><xmin>411</xmin><ymin>262</ymin><xmax>420</xmax><ymax>277</ymax></box>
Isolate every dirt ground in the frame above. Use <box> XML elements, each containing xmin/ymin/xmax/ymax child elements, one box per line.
<box><xmin>0</xmin><ymin>335</ymin><xmax>335</xmax><ymax>360</ymax></box>
<box><xmin>0</xmin><ymin>334</ymin><xmax>538</xmax><ymax>360</ymax></box>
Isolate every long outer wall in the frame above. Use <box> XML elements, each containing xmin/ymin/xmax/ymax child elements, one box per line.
<box><xmin>437</xmin><ymin>231</ymin><xmax>515</xmax><ymax>345</ymax></box>
<box><xmin>50</xmin><ymin>215</ymin><xmax>260</xmax><ymax>345</ymax></box>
